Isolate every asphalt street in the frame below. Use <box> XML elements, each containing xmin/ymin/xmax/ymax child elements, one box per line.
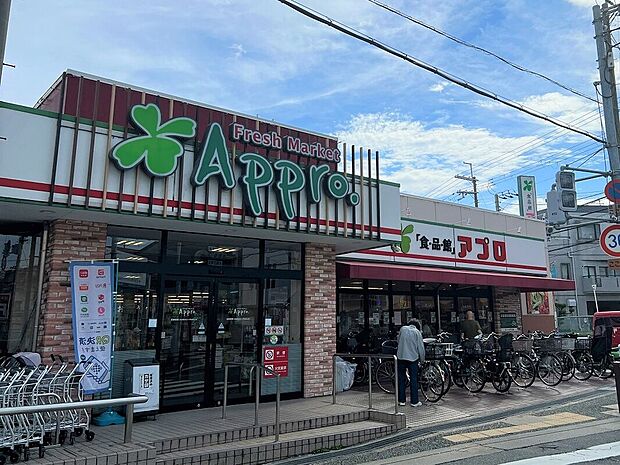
<box><xmin>296</xmin><ymin>386</ymin><xmax>620</xmax><ymax>465</ymax></box>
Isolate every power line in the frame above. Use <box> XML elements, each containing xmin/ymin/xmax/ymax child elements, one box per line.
<box><xmin>277</xmin><ymin>0</ymin><xmax>607</xmax><ymax>144</ymax></box>
<box><xmin>367</xmin><ymin>0</ymin><xmax>598</xmax><ymax>104</ymax></box>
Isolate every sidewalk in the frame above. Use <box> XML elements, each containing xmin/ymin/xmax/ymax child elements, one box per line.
<box><xmin>335</xmin><ymin>376</ymin><xmax>616</xmax><ymax>428</ymax></box>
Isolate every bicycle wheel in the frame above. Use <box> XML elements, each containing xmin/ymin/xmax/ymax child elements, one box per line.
<box><xmin>375</xmin><ymin>360</ymin><xmax>396</xmax><ymax>394</ymax></box>
<box><xmin>537</xmin><ymin>353</ymin><xmax>562</xmax><ymax>386</ymax></box>
<box><xmin>354</xmin><ymin>360</ymin><xmax>368</xmax><ymax>385</ymax></box>
<box><xmin>573</xmin><ymin>351</ymin><xmax>594</xmax><ymax>381</ymax></box>
<box><xmin>492</xmin><ymin>366</ymin><xmax>512</xmax><ymax>393</ymax></box>
<box><xmin>558</xmin><ymin>352</ymin><xmax>575</xmax><ymax>381</ymax></box>
<box><xmin>452</xmin><ymin>358</ymin><xmax>465</xmax><ymax>388</ymax></box>
<box><xmin>594</xmin><ymin>354</ymin><xmax>614</xmax><ymax>379</ymax></box>
<box><xmin>510</xmin><ymin>353</ymin><xmax>536</xmax><ymax>388</ymax></box>
<box><xmin>438</xmin><ymin>359</ymin><xmax>452</xmax><ymax>396</ymax></box>
<box><xmin>462</xmin><ymin>359</ymin><xmax>486</xmax><ymax>393</ymax></box>
<box><xmin>419</xmin><ymin>363</ymin><xmax>444</xmax><ymax>403</ymax></box>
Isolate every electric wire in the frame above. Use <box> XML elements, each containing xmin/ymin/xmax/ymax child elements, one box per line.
<box><xmin>277</xmin><ymin>0</ymin><xmax>606</xmax><ymax>144</ymax></box>
<box><xmin>368</xmin><ymin>0</ymin><xmax>598</xmax><ymax>104</ymax></box>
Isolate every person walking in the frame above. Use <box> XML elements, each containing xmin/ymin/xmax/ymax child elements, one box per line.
<box><xmin>461</xmin><ymin>310</ymin><xmax>482</xmax><ymax>341</ymax></box>
<box><xmin>396</xmin><ymin>319</ymin><xmax>425</xmax><ymax>407</ymax></box>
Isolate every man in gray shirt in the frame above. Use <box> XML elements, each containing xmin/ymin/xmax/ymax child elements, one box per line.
<box><xmin>397</xmin><ymin>319</ymin><xmax>426</xmax><ymax>407</ymax></box>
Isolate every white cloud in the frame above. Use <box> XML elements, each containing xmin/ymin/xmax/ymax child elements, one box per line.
<box><xmin>230</xmin><ymin>44</ymin><xmax>246</xmax><ymax>59</ymax></box>
<box><xmin>429</xmin><ymin>81</ymin><xmax>451</xmax><ymax>93</ymax></box>
<box><xmin>335</xmin><ymin>112</ymin><xmax>540</xmax><ymax>196</ymax></box>
<box><xmin>564</xmin><ymin>0</ymin><xmax>597</xmax><ymax>7</ymax></box>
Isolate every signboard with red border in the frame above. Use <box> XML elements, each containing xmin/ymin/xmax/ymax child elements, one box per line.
<box><xmin>600</xmin><ymin>224</ymin><xmax>620</xmax><ymax>257</ymax></box>
<box><xmin>605</xmin><ymin>179</ymin><xmax>620</xmax><ymax>204</ymax></box>
<box><xmin>263</xmin><ymin>346</ymin><xmax>288</xmax><ymax>379</ymax></box>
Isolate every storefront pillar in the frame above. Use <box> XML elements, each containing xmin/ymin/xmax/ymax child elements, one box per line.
<box><xmin>37</xmin><ymin>220</ymin><xmax>107</xmax><ymax>359</ymax></box>
<box><xmin>493</xmin><ymin>287</ymin><xmax>523</xmax><ymax>334</ymax></box>
<box><xmin>303</xmin><ymin>243</ymin><xmax>337</xmax><ymax>398</ymax></box>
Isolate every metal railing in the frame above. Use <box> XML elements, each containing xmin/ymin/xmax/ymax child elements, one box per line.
<box><xmin>332</xmin><ymin>353</ymin><xmax>400</xmax><ymax>414</ymax></box>
<box><xmin>222</xmin><ymin>363</ymin><xmax>281</xmax><ymax>442</ymax></box>
<box><xmin>0</xmin><ymin>395</ymin><xmax>148</xmax><ymax>443</ymax></box>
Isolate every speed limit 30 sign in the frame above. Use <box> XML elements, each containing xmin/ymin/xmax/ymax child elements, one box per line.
<box><xmin>600</xmin><ymin>224</ymin><xmax>620</xmax><ymax>257</ymax></box>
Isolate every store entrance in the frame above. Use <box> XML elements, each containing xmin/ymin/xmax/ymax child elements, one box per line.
<box><xmin>160</xmin><ymin>277</ymin><xmax>259</xmax><ymax>409</ymax></box>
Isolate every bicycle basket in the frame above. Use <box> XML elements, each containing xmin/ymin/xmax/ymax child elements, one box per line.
<box><xmin>512</xmin><ymin>339</ymin><xmax>533</xmax><ymax>352</ymax></box>
<box><xmin>443</xmin><ymin>343</ymin><xmax>454</xmax><ymax>357</ymax></box>
<box><xmin>560</xmin><ymin>338</ymin><xmax>576</xmax><ymax>351</ymax></box>
<box><xmin>425</xmin><ymin>343</ymin><xmax>446</xmax><ymax>360</ymax></box>
<box><xmin>463</xmin><ymin>339</ymin><xmax>483</xmax><ymax>356</ymax></box>
<box><xmin>534</xmin><ymin>338</ymin><xmax>562</xmax><ymax>352</ymax></box>
<box><xmin>381</xmin><ymin>340</ymin><xmax>398</xmax><ymax>356</ymax></box>
<box><xmin>498</xmin><ymin>334</ymin><xmax>513</xmax><ymax>351</ymax></box>
<box><xmin>497</xmin><ymin>348</ymin><xmax>513</xmax><ymax>363</ymax></box>
<box><xmin>575</xmin><ymin>338</ymin><xmax>592</xmax><ymax>351</ymax></box>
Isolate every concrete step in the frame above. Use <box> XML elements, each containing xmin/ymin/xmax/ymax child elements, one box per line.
<box><xmin>153</xmin><ymin>410</ymin><xmax>379</xmax><ymax>454</ymax></box>
<box><xmin>155</xmin><ymin>420</ymin><xmax>396</xmax><ymax>465</ymax></box>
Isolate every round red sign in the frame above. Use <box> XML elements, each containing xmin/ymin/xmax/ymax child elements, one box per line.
<box><xmin>600</xmin><ymin>224</ymin><xmax>620</xmax><ymax>257</ymax></box>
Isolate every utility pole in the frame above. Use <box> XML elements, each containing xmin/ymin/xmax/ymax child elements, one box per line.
<box><xmin>593</xmin><ymin>2</ymin><xmax>620</xmax><ymax>217</ymax></box>
<box><xmin>0</xmin><ymin>0</ymin><xmax>11</xmax><ymax>86</ymax></box>
<box><xmin>495</xmin><ymin>194</ymin><xmax>501</xmax><ymax>212</ymax></box>
<box><xmin>455</xmin><ymin>162</ymin><xmax>479</xmax><ymax>207</ymax></box>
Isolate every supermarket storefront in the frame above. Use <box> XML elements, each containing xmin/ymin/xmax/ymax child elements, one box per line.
<box><xmin>0</xmin><ymin>70</ymin><xmax>401</xmax><ymax>410</ymax></box>
<box><xmin>336</xmin><ymin>194</ymin><xmax>576</xmax><ymax>352</ymax></box>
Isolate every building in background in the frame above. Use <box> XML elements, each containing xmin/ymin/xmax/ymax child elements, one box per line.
<box><xmin>546</xmin><ymin>204</ymin><xmax>620</xmax><ymax>327</ymax></box>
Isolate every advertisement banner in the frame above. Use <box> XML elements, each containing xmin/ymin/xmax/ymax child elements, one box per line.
<box><xmin>70</xmin><ymin>262</ymin><xmax>115</xmax><ymax>394</ymax></box>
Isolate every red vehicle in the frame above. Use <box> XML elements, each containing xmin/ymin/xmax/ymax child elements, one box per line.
<box><xmin>592</xmin><ymin>311</ymin><xmax>620</xmax><ymax>349</ymax></box>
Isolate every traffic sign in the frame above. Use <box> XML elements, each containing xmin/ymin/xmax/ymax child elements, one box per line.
<box><xmin>604</xmin><ymin>179</ymin><xmax>620</xmax><ymax>204</ymax></box>
<box><xmin>608</xmin><ymin>258</ymin><xmax>620</xmax><ymax>269</ymax></box>
<box><xmin>600</xmin><ymin>224</ymin><xmax>620</xmax><ymax>257</ymax></box>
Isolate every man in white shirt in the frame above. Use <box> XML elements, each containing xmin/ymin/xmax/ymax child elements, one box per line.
<box><xmin>396</xmin><ymin>319</ymin><xmax>426</xmax><ymax>407</ymax></box>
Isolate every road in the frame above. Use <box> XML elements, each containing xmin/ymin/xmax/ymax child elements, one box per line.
<box><xmin>283</xmin><ymin>383</ymin><xmax>620</xmax><ymax>465</ymax></box>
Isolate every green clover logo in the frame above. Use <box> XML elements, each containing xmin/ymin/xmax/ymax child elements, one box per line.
<box><xmin>111</xmin><ymin>104</ymin><xmax>197</xmax><ymax>177</ymax></box>
<box><xmin>523</xmin><ymin>180</ymin><xmax>533</xmax><ymax>192</ymax></box>
<box><xmin>400</xmin><ymin>224</ymin><xmax>414</xmax><ymax>253</ymax></box>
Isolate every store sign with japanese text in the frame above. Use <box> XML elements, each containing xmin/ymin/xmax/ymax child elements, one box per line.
<box><xmin>517</xmin><ymin>175</ymin><xmax>537</xmax><ymax>219</ymax></box>
<box><xmin>110</xmin><ymin>104</ymin><xmax>359</xmax><ymax>221</ymax></box>
<box><xmin>351</xmin><ymin>220</ymin><xmax>547</xmax><ymax>275</ymax></box>
<box><xmin>70</xmin><ymin>262</ymin><xmax>114</xmax><ymax>394</ymax></box>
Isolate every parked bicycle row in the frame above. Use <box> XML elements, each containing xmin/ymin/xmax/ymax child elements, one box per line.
<box><xmin>0</xmin><ymin>353</ymin><xmax>95</xmax><ymax>464</ymax></box>
<box><xmin>339</xmin><ymin>330</ymin><xmax>616</xmax><ymax>405</ymax></box>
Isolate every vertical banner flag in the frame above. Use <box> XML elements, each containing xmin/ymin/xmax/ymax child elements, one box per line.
<box><xmin>70</xmin><ymin>262</ymin><xmax>114</xmax><ymax>394</ymax></box>
<box><xmin>517</xmin><ymin>175</ymin><xmax>537</xmax><ymax>219</ymax></box>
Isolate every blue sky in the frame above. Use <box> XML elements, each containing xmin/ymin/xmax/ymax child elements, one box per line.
<box><xmin>0</xmin><ymin>0</ymin><xmax>609</xmax><ymax>213</ymax></box>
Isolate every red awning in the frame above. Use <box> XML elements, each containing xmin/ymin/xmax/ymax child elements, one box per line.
<box><xmin>337</xmin><ymin>261</ymin><xmax>575</xmax><ymax>291</ymax></box>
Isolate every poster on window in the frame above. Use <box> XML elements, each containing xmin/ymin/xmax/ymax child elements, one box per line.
<box><xmin>70</xmin><ymin>262</ymin><xmax>115</xmax><ymax>394</ymax></box>
<box><xmin>526</xmin><ymin>292</ymin><xmax>551</xmax><ymax>314</ymax></box>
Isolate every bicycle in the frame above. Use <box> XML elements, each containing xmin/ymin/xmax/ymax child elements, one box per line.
<box><xmin>530</xmin><ymin>336</ymin><xmax>563</xmax><ymax>386</ymax></box>
<box><xmin>375</xmin><ymin>341</ymin><xmax>445</xmax><ymax>403</ymax></box>
<box><xmin>510</xmin><ymin>337</ymin><xmax>536</xmax><ymax>388</ymax></box>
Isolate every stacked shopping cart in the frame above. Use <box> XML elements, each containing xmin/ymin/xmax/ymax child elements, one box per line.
<box><xmin>0</xmin><ymin>354</ymin><xmax>95</xmax><ymax>463</ymax></box>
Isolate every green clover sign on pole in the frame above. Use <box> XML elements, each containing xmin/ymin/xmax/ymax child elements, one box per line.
<box><xmin>111</xmin><ymin>104</ymin><xmax>196</xmax><ymax>177</ymax></box>
<box><xmin>523</xmin><ymin>180</ymin><xmax>533</xmax><ymax>191</ymax></box>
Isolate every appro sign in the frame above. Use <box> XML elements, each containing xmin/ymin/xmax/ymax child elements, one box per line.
<box><xmin>111</xmin><ymin>104</ymin><xmax>359</xmax><ymax>220</ymax></box>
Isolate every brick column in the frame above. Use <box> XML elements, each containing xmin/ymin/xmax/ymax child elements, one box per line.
<box><xmin>303</xmin><ymin>243</ymin><xmax>337</xmax><ymax>398</ymax></box>
<box><xmin>493</xmin><ymin>287</ymin><xmax>523</xmax><ymax>334</ymax></box>
<box><xmin>37</xmin><ymin>220</ymin><xmax>107</xmax><ymax>359</ymax></box>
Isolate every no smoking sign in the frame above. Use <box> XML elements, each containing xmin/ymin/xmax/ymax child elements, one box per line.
<box><xmin>600</xmin><ymin>224</ymin><xmax>620</xmax><ymax>257</ymax></box>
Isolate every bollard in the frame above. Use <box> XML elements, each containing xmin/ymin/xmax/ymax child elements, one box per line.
<box><xmin>614</xmin><ymin>362</ymin><xmax>620</xmax><ymax>414</ymax></box>
<box><xmin>222</xmin><ymin>365</ymin><xmax>229</xmax><ymax>419</ymax></box>
<box><xmin>124</xmin><ymin>403</ymin><xmax>134</xmax><ymax>443</ymax></box>
<box><xmin>332</xmin><ymin>356</ymin><xmax>337</xmax><ymax>404</ymax></box>
<box><xmin>255</xmin><ymin>366</ymin><xmax>260</xmax><ymax>426</ymax></box>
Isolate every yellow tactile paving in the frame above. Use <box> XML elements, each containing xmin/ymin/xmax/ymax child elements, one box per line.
<box><xmin>443</xmin><ymin>412</ymin><xmax>595</xmax><ymax>443</ymax></box>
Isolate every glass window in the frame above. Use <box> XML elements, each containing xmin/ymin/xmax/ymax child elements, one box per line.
<box><xmin>577</xmin><ymin>225</ymin><xmax>597</xmax><ymax>241</ymax></box>
<box><xmin>114</xmin><ymin>273</ymin><xmax>159</xmax><ymax>351</ymax></box>
<box><xmin>338</xmin><ymin>279</ymin><xmax>364</xmax><ymax>291</ymax></box>
<box><xmin>262</xmin><ymin>279</ymin><xmax>302</xmax><ymax>395</ymax></box>
<box><xmin>264</xmin><ymin>241</ymin><xmax>301</xmax><ymax>270</ymax></box>
<box><xmin>0</xmin><ymin>230</ymin><xmax>42</xmax><ymax>354</ymax></box>
<box><xmin>438</xmin><ymin>297</ymin><xmax>456</xmax><ymax>339</ymax></box>
<box><xmin>476</xmin><ymin>297</ymin><xmax>492</xmax><ymax>334</ymax></box>
<box><xmin>337</xmin><ymin>294</ymin><xmax>365</xmax><ymax>352</ymax></box>
<box><xmin>367</xmin><ymin>280</ymin><xmax>389</xmax><ymax>291</ymax></box>
<box><xmin>583</xmin><ymin>266</ymin><xmax>597</xmax><ymax>278</ymax></box>
<box><xmin>106</xmin><ymin>227</ymin><xmax>161</xmax><ymax>263</ymax></box>
<box><xmin>414</xmin><ymin>296</ymin><xmax>436</xmax><ymax>338</ymax></box>
<box><xmin>560</xmin><ymin>263</ymin><xmax>571</xmax><ymax>280</ymax></box>
<box><xmin>392</xmin><ymin>294</ymin><xmax>412</xmax><ymax>330</ymax></box>
<box><xmin>598</xmin><ymin>266</ymin><xmax>609</xmax><ymax>277</ymax></box>
<box><xmin>392</xmin><ymin>281</ymin><xmax>411</xmax><ymax>293</ymax></box>
<box><xmin>167</xmin><ymin>232</ymin><xmax>259</xmax><ymax>268</ymax></box>
<box><xmin>368</xmin><ymin>294</ymin><xmax>390</xmax><ymax>348</ymax></box>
